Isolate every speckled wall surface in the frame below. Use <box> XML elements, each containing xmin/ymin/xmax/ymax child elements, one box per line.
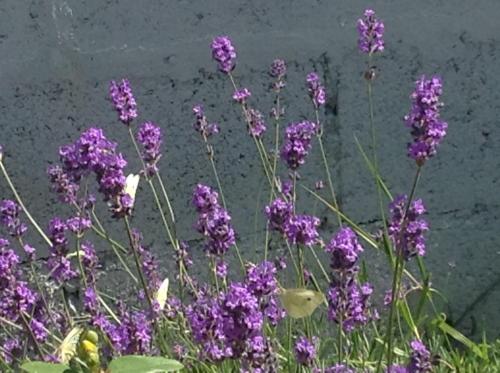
<box><xmin>1</xmin><ymin>0</ymin><xmax>499</xmax><ymax>339</ymax></box>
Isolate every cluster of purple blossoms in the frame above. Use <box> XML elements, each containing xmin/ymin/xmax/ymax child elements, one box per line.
<box><xmin>211</xmin><ymin>35</ymin><xmax>237</xmax><ymax>73</ymax></box>
<box><xmin>325</xmin><ymin>227</ymin><xmax>364</xmax><ymax>271</ymax></box>
<box><xmin>306</xmin><ymin>72</ymin><xmax>326</xmax><ymax>109</ymax></box>
<box><xmin>0</xmin><ymin>200</ymin><xmax>27</xmax><ymax>237</ymax></box>
<box><xmin>388</xmin><ymin>195</ymin><xmax>429</xmax><ymax>260</ymax></box>
<box><xmin>281</xmin><ymin>121</ymin><xmax>318</xmax><ymax>170</ymax></box>
<box><xmin>81</xmin><ymin>241</ymin><xmax>99</xmax><ymax>285</ymax></box>
<box><xmin>264</xmin><ymin>198</ymin><xmax>320</xmax><ymax>246</ymax></box>
<box><xmin>186</xmin><ymin>284</ymin><xmax>262</xmax><ymax>362</ymax></box>
<box><xmin>404</xmin><ymin>75</ymin><xmax>448</xmax><ymax>165</ymax></box>
<box><xmin>48</xmin><ymin>128</ymin><xmax>132</xmax><ymax>217</ymax></box>
<box><xmin>327</xmin><ymin>280</ymin><xmax>374</xmax><ymax>332</ymax></box>
<box><xmin>294</xmin><ymin>336</ymin><xmax>318</xmax><ymax>367</ymax></box>
<box><xmin>245</xmin><ymin>261</ymin><xmax>285</xmax><ymax>326</ymax></box>
<box><xmin>233</xmin><ymin>88</ymin><xmax>251</xmax><ymax>103</ymax></box>
<box><xmin>193</xmin><ymin>104</ymin><xmax>220</xmax><ymax>138</ymax></box>
<box><xmin>265</xmin><ymin>198</ymin><xmax>293</xmax><ymax>234</ymax></box>
<box><xmin>285</xmin><ymin>214</ymin><xmax>321</xmax><ymax>246</ymax></box>
<box><xmin>247</xmin><ymin>108</ymin><xmax>267</xmax><ymax>138</ymax></box>
<box><xmin>0</xmin><ymin>238</ymin><xmax>48</xmax><ymax>360</ymax></box>
<box><xmin>325</xmin><ymin>228</ymin><xmax>375</xmax><ymax>332</ymax></box>
<box><xmin>388</xmin><ymin>340</ymin><xmax>432</xmax><ymax>373</ymax></box>
<box><xmin>109</xmin><ymin>79</ymin><xmax>138</xmax><ymax>124</ymax></box>
<box><xmin>136</xmin><ymin>121</ymin><xmax>162</xmax><ymax>176</ymax></box>
<box><xmin>270</xmin><ymin>59</ymin><xmax>286</xmax><ymax>79</ymax></box>
<box><xmin>357</xmin><ymin>9</ymin><xmax>385</xmax><ymax>54</ymax></box>
<box><xmin>132</xmin><ymin>229</ymin><xmax>161</xmax><ymax>298</ymax></box>
<box><xmin>47</xmin><ymin>218</ymin><xmax>78</xmax><ymax>283</ymax></box>
<box><xmin>193</xmin><ymin>184</ymin><xmax>236</xmax><ymax>256</ymax></box>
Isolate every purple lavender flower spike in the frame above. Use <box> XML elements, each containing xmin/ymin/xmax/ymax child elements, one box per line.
<box><xmin>137</xmin><ymin>121</ymin><xmax>163</xmax><ymax>176</ymax></box>
<box><xmin>388</xmin><ymin>195</ymin><xmax>429</xmax><ymax>260</ymax></box>
<box><xmin>247</xmin><ymin>108</ymin><xmax>267</xmax><ymax>138</ymax></box>
<box><xmin>405</xmin><ymin>75</ymin><xmax>448</xmax><ymax>165</ymax></box>
<box><xmin>109</xmin><ymin>79</ymin><xmax>138</xmax><ymax>124</ymax></box>
<box><xmin>264</xmin><ymin>198</ymin><xmax>293</xmax><ymax>234</ymax></box>
<box><xmin>203</xmin><ymin>206</ymin><xmax>236</xmax><ymax>256</ymax></box>
<box><xmin>245</xmin><ymin>261</ymin><xmax>278</xmax><ymax>297</ymax></box>
<box><xmin>233</xmin><ymin>88</ymin><xmax>251</xmax><ymax>103</ymax></box>
<box><xmin>270</xmin><ymin>59</ymin><xmax>286</xmax><ymax>78</ymax></box>
<box><xmin>408</xmin><ymin>339</ymin><xmax>432</xmax><ymax>372</ymax></box>
<box><xmin>328</xmin><ymin>281</ymin><xmax>374</xmax><ymax>332</ymax></box>
<box><xmin>0</xmin><ymin>200</ymin><xmax>27</xmax><ymax>237</ymax></box>
<box><xmin>211</xmin><ymin>35</ymin><xmax>237</xmax><ymax>73</ymax></box>
<box><xmin>192</xmin><ymin>184</ymin><xmax>220</xmax><ymax>213</ymax></box>
<box><xmin>281</xmin><ymin>121</ymin><xmax>318</xmax><ymax>170</ymax></box>
<box><xmin>285</xmin><ymin>214</ymin><xmax>320</xmax><ymax>246</ymax></box>
<box><xmin>357</xmin><ymin>9</ymin><xmax>385</xmax><ymax>54</ymax></box>
<box><xmin>294</xmin><ymin>336</ymin><xmax>318</xmax><ymax>366</ymax></box>
<box><xmin>325</xmin><ymin>227</ymin><xmax>364</xmax><ymax>271</ymax></box>
<box><xmin>387</xmin><ymin>366</ymin><xmax>409</xmax><ymax>373</ymax></box>
<box><xmin>193</xmin><ymin>104</ymin><xmax>220</xmax><ymax>138</ymax></box>
<box><xmin>306</xmin><ymin>72</ymin><xmax>326</xmax><ymax>108</ymax></box>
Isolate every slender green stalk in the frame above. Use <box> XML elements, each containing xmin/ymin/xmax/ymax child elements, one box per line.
<box><xmin>0</xmin><ymin>161</ymin><xmax>52</xmax><ymax>247</ymax></box>
<box><xmin>201</xmin><ymin>134</ymin><xmax>245</xmax><ymax>271</ymax></box>
<box><xmin>315</xmin><ymin>109</ymin><xmax>342</xmax><ymax>228</ymax></box>
<box><xmin>20</xmin><ymin>312</ymin><xmax>45</xmax><ymax>360</ymax></box>
<box><xmin>381</xmin><ymin>166</ymin><xmax>422</xmax><ymax>370</ymax></box>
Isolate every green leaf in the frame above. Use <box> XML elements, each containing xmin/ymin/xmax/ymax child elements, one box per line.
<box><xmin>21</xmin><ymin>361</ymin><xmax>74</xmax><ymax>373</ymax></box>
<box><xmin>353</xmin><ymin>135</ymin><xmax>393</xmax><ymax>200</ymax></box>
<box><xmin>108</xmin><ymin>355</ymin><xmax>183</xmax><ymax>372</ymax></box>
<box><xmin>433</xmin><ymin>314</ymin><xmax>488</xmax><ymax>361</ymax></box>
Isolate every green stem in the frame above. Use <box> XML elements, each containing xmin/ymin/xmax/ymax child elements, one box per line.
<box><xmin>315</xmin><ymin>109</ymin><xmax>342</xmax><ymax>228</ymax></box>
<box><xmin>0</xmin><ymin>161</ymin><xmax>52</xmax><ymax>247</ymax></box>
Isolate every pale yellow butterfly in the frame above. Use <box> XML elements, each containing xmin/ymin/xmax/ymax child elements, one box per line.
<box><xmin>57</xmin><ymin>326</ymin><xmax>85</xmax><ymax>364</ymax></box>
<box><xmin>155</xmin><ymin>277</ymin><xmax>170</xmax><ymax>310</ymax></box>
<box><xmin>124</xmin><ymin>173</ymin><xmax>140</xmax><ymax>203</ymax></box>
<box><xmin>278</xmin><ymin>288</ymin><xmax>326</xmax><ymax>319</ymax></box>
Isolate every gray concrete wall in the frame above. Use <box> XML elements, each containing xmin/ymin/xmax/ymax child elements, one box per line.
<box><xmin>1</xmin><ymin>0</ymin><xmax>499</xmax><ymax>339</ymax></box>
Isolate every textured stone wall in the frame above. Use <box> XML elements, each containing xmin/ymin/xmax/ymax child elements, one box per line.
<box><xmin>1</xmin><ymin>0</ymin><xmax>499</xmax><ymax>339</ymax></box>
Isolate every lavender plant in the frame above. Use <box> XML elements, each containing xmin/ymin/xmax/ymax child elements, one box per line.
<box><xmin>0</xmin><ymin>8</ymin><xmax>494</xmax><ymax>373</ymax></box>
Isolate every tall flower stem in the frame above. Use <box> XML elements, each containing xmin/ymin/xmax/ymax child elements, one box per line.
<box><xmin>123</xmin><ymin>216</ymin><xmax>168</xmax><ymax>353</ymax></box>
<box><xmin>20</xmin><ymin>312</ymin><xmax>44</xmax><ymax>360</ymax></box>
<box><xmin>381</xmin><ymin>166</ymin><xmax>422</xmax><ymax>370</ymax></box>
<box><xmin>265</xmin><ymin>89</ymin><xmax>283</xmax><ymax>260</ymax></box>
<box><xmin>126</xmin><ymin>125</ymin><xmax>193</xmax><ymax>298</ymax></box>
<box><xmin>0</xmin><ymin>161</ymin><xmax>52</xmax><ymax>247</ymax></box>
<box><xmin>315</xmin><ymin>109</ymin><xmax>342</xmax><ymax>228</ymax></box>
<box><xmin>201</xmin><ymin>134</ymin><xmax>245</xmax><ymax>271</ymax></box>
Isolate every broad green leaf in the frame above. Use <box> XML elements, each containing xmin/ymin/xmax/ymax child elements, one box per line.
<box><xmin>108</xmin><ymin>355</ymin><xmax>183</xmax><ymax>372</ymax></box>
<box><xmin>21</xmin><ymin>361</ymin><xmax>73</xmax><ymax>373</ymax></box>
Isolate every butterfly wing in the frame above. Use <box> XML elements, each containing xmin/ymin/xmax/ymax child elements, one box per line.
<box><xmin>279</xmin><ymin>288</ymin><xmax>325</xmax><ymax>319</ymax></box>
<box><xmin>57</xmin><ymin>326</ymin><xmax>85</xmax><ymax>364</ymax></box>
<box><xmin>155</xmin><ymin>277</ymin><xmax>169</xmax><ymax>310</ymax></box>
<box><xmin>124</xmin><ymin>174</ymin><xmax>140</xmax><ymax>201</ymax></box>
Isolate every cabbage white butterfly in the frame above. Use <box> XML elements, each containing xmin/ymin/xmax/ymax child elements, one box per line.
<box><xmin>155</xmin><ymin>277</ymin><xmax>170</xmax><ymax>310</ymax></box>
<box><xmin>124</xmin><ymin>173</ymin><xmax>140</xmax><ymax>203</ymax></box>
<box><xmin>278</xmin><ymin>288</ymin><xmax>326</xmax><ymax>319</ymax></box>
<box><xmin>57</xmin><ymin>326</ymin><xmax>85</xmax><ymax>363</ymax></box>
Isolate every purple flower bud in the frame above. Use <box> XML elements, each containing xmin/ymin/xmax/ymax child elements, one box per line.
<box><xmin>264</xmin><ymin>198</ymin><xmax>293</xmax><ymax>234</ymax></box>
<box><xmin>137</xmin><ymin>122</ymin><xmax>162</xmax><ymax>176</ymax></box>
<box><xmin>285</xmin><ymin>214</ymin><xmax>320</xmax><ymax>246</ymax></box>
<box><xmin>0</xmin><ymin>200</ymin><xmax>27</xmax><ymax>237</ymax></box>
<box><xmin>357</xmin><ymin>9</ymin><xmax>385</xmax><ymax>54</ymax></box>
<box><xmin>306</xmin><ymin>72</ymin><xmax>326</xmax><ymax>108</ymax></box>
<box><xmin>233</xmin><ymin>88</ymin><xmax>251</xmax><ymax>103</ymax></box>
<box><xmin>405</xmin><ymin>75</ymin><xmax>448</xmax><ymax>165</ymax></box>
<box><xmin>193</xmin><ymin>104</ymin><xmax>220</xmax><ymax>138</ymax></box>
<box><xmin>247</xmin><ymin>109</ymin><xmax>267</xmax><ymax>138</ymax></box>
<box><xmin>325</xmin><ymin>228</ymin><xmax>364</xmax><ymax>271</ymax></box>
<box><xmin>109</xmin><ymin>79</ymin><xmax>138</xmax><ymax>124</ymax></box>
<box><xmin>281</xmin><ymin>121</ymin><xmax>318</xmax><ymax>170</ymax></box>
<box><xmin>294</xmin><ymin>336</ymin><xmax>318</xmax><ymax>366</ymax></box>
<box><xmin>270</xmin><ymin>59</ymin><xmax>287</xmax><ymax>78</ymax></box>
<box><xmin>211</xmin><ymin>36</ymin><xmax>237</xmax><ymax>73</ymax></box>
<box><xmin>408</xmin><ymin>339</ymin><xmax>432</xmax><ymax>372</ymax></box>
